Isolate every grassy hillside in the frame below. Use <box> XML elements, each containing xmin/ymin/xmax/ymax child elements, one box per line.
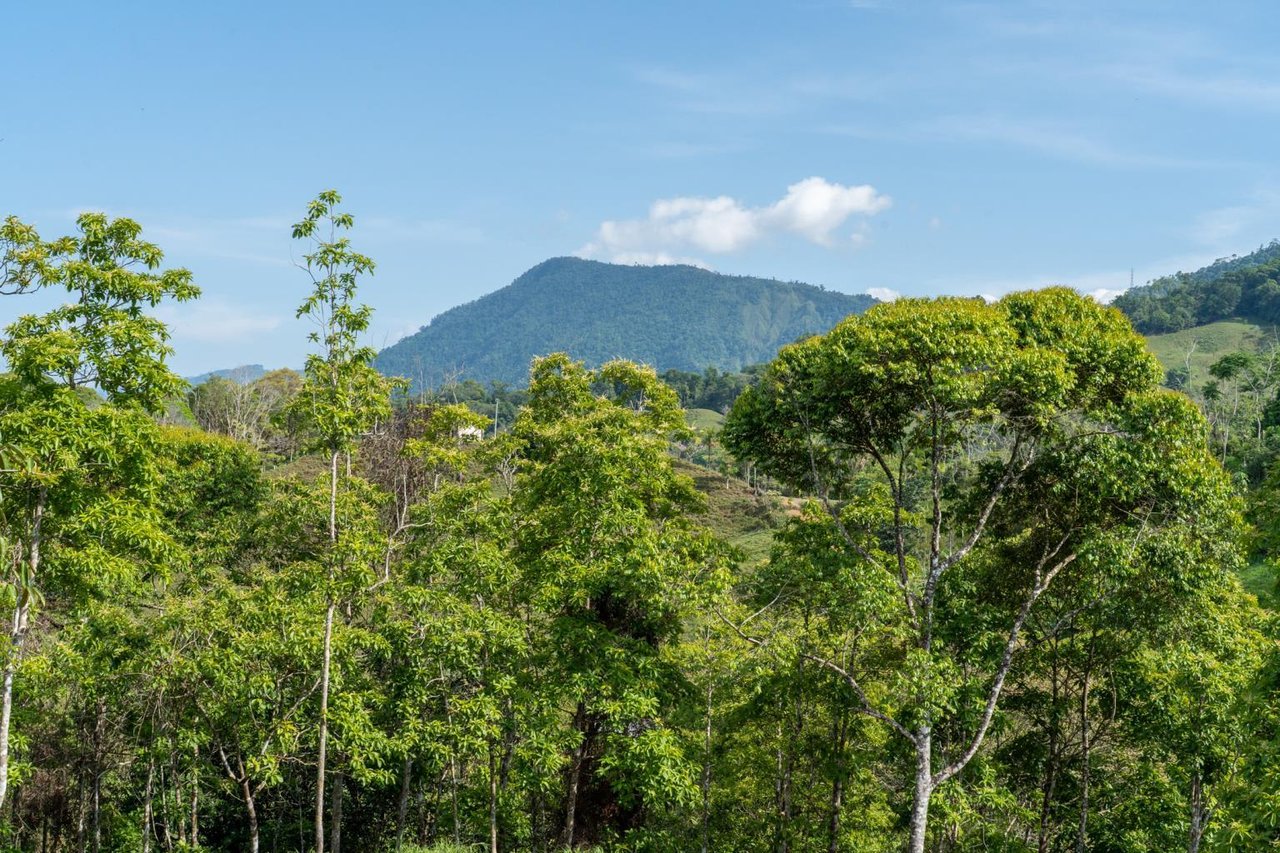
<box><xmin>1144</xmin><ymin>318</ymin><xmax>1274</xmax><ymax>389</ymax></box>
<box><xmin>1239</xmin><ymin>561</ymin><xmax>1278</xmax><ymax>610</ymax></box>
<box><xmin>675</xmin><ymin>458</ymin><xmax>790</xmax><ymax>566</ymax></box>
<box><xmin>375</xmin><ymin>257</ymin><xmax>874</xmax><ymax>389</ymax></box>
<box><xmin>684</xmin><ymin>407</ymin><xmax>726</xmax><ymax>431</ymax></box>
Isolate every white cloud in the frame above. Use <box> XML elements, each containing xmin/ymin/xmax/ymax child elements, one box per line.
<box><xmin>866</xmin><ymin>287</ymin><xmax>900</xmax><ymax>302</ymax></box>
<box><xmin>1086</xmin><ymin>288</ymin><xmax>1126</xmax><ymax>304</ymax></box>
<box><xmin>1188</xmin><ymin>190</ymin><xmax>1280</xmax><ymax>250</ymax></box>
<box><xmin>926</xmin><ymin>115</ymin><xmax>1205</xmax><ymax>169</ymax></box>
<box><xmin>611</xmin><ymin>251</ymin><xmax>712</xmax><ymax>268</ymax></box>
<box><xmin>763</xmin><ymin>177</ymin><xmax>891</xmax><ymax>244</ymax></box>
<box><xmin>579</xmin><ymin>177</ymin><xmax>890</xmax><ymax>263</ymax></box>
<box><xmin>1106</xmin><ymin>62</ymin><xmax>1280</xmax><ymax>111</ymax></box>
<box><xmin>155</xmin><ymin>301</ymin><xmax>282</xmax><ymax>344</ymax></box>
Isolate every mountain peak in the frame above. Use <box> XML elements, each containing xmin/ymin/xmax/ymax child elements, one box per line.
<box><xmin>375</xmin><ymin>259</ymin><xmax>874</xmax><ymax>389</ymax></box>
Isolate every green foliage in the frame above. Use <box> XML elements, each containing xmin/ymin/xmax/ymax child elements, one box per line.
<box><xmin>723</xmin><ymin>288</ymin><xmax>1242</xmax><ymax>850</ymax></box>
<box><xmin>289</xmin><ymin>190</ymin><xmax>397</xmax><ymax>456</ymax></box>
<box><xmin>659</xmin><ymin>365</ymin><xmax>762</xmax><ymax>413</ymax></box>
<box><xmin>1</xmin><ymin>213</ymin><xmax>198</xmax><ymax>411</ymax></box>
<box><xmin>374</xmin><ymin>257</ymin><xmax>873</xmax><ymax>389</ymax></box>
<box><xmin>4</xmin><ymin>207</ymin><xmax>1280</xmax><ymax>853</ymax></box>
<box><xmin>1144</xmin><ymin>319</ymin><xmax>1273</xmax><ymax>392</ymax></box>
<box><xmin>509</xmin><ymin>355</ymin><xmax>732</xmax><ymax>841</ymax></box>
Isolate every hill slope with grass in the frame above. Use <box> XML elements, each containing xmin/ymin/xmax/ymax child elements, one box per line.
<box><xmin>374</xmin><ymin>257</ymin><xmax>874</xmax><ymax>389</ymax></box>
<box><xmin>1144</xmin><ymin>319</ymin><xmax>1274</xmax><ymax>389</ymax></box>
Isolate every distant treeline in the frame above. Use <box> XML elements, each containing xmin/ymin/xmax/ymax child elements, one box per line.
<box><xmin>1114</xmin><ymin>240</ymin><xmax>1280</xmax><ymax>333</ymax></box>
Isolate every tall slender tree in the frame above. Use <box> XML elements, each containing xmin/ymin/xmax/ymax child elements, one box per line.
<box><xmin>287</xmin><ymin>190</ymin><xmax>394</xmax><ymax>853</ymax></box>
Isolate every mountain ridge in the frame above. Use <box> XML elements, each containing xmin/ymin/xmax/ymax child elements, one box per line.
<box><xmin>374</xmin><ymin>257</ymin><xmax>876</xmax><ymax>388</ymax></box>
<box><xmin>185</xmin><ymin>364</ymin><xmax>268</xmax><ymax>387</ymax></box>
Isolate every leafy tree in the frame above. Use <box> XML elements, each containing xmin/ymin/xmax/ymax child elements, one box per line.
<box><xmin>1125</xmin><ymin>580</ymin><xmax>1266</xmax><ymax>852</ymax></box>
<box><xmin>0</xmin><ymin>213</ymin><xmax>196</xmax><ymax>812</ymax></box>
<box><xmin>723</xmin><ymin>290</ymin><xmax>1238</xmax><ymax>853</ymax></box>
<box><xmin>512</xmin><ymin>355</ymin><xmax>731</xmax><ymax>848</ymax></box>
<box><xmin>1114</xmin><ymin>242</ymin><xmax>1280</xmax><ymax>333</ymax></box>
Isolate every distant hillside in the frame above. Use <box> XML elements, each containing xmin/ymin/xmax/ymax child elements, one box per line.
<box><xmin>1114</xmin><ymin>241</ymin><xmax>1280</xmax><ymax>334</ymax></box>
<box><xmin>1144</xmin><ymin>319</ymin><xmax>1273</xmax><ymax>389</ymax></box>
<box><xmin>374</xmin><ymin>257</ymin><xmax>875</xmax><ymax>388</ymax></box>
<box><xmin>186</xmin><ymin>364</ymin><xmax>267</xmax><ymax>386</ymax></box>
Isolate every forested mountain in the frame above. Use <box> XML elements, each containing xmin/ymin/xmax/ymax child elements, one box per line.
<box><xmin>373</xmin><ymin>257</ymin><xmax>875</xmax><ymax>388</ymax></box>
<box><xmin>186</xmin><ymin>363</ymin><xmax>267</xmax><ymax>386</ymax></box>
<box><xmin>1114</xmin><ymin>240</ymin><xmax>1280</xmax><ymax>333</ymax></box>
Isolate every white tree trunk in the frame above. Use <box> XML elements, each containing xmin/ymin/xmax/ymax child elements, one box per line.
<box><xmin>907</xmin><ymin>730</ymin><xmax>932</xmax><ymax>853</ymax></box>
<box><xmin>315</xmin><ymin>600</ymin><xmax>335</xmax><ymax>853</ymax></box>
<box><xmin>316</xmin><ymin>449</ymin><xmax>340</xmax><ymax>853</ymax></box>
<box><xmin>0</xmin><ymin>491</ymin><xmax>42</xmax><ymax>812</ymax></box>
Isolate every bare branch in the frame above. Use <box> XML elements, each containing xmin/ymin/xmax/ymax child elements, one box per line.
<box><xmin>932</xmin><ymin>540</ymin><xmax>1077</xmax><ymax>787</ymax></box>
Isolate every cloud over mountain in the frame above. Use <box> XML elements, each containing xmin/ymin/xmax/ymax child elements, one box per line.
<box><xmin>579</xmin><ymin>177</ymin><xmax>890</xmax><ymax>265</ymax></box>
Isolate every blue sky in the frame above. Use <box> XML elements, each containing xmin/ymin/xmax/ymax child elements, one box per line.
<box><xmin>4</xmin><ymin>0</ymin><xmax>1280</xmax><ymax>374</ymax></box>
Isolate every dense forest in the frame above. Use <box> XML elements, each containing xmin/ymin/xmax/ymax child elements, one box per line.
<box><xmin>1113</xmin><ymin>240</ymin><xmax>1280</xmax><ymax>333</ymax></box>
<box><xmin>1</xmin><ymin>195</ymin><xmax>1279</xmax><ymax>853</ymax></box>
<box><xmin>372</xmin><ymin>257</ymin><xmax>873</xmax><ymax>390</ymax></box>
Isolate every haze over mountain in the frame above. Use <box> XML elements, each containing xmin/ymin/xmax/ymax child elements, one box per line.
<box><xmin>373</xmin><ymin>257</ymin><xmax>875</xmax><ymax>388</ymax></box>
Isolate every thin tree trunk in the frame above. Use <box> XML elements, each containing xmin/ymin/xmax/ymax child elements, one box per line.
<box><xmin>424</xmin><ymin>769</ymin><xmax>441</xmax><ymax>845</ymax></box>
<box><xmin>91</xmin><ymin>770</ymin><xmax>101</xmax><ymax>853</ymax></box>
<box><xmin>1188</xmin><ymin>772</ymin><xmax>1207</xmax><ymax>853</ymax></box>
<box><xmin>449</xmin><ymin>753</ymin><xmax>461</xmax><ymax>845</ymax></box>
<box><xmin>488</xmin><ymin>741</ymin><xmax>499</xmax><ymax>853</ymax></box>
<box><xmin>0</xmin><ymin>490</ymin><xmax>43</xmax><ymax>811</ymax></box>
<box><xmin>158</xmin><ymin>763</ymin><xmax>173</xmax><ymax>853</ymax></box>
<box><xmin>907</xmin><ymin>729</ymin><xmax>932</xmax><ymax>853</ymax></box>
<box><xmin>220</xmin><ymin>748</ymin><xmax>260</xmax><ymax>853</ymax></box>
<box><xmin>827</xmin><ymin>712</ymin><xmax>848</xmax><ymax>853</ymax></box>
<box><xmin>316</xmin><ymin>599</ymin><xmax>335</xmax><ymax>853</ymax></box>
<box><xmin>701</xmin><ymin>682</ymin><xmax>714</xmax><ymax>853</ymax></box>
<box><xmin>1039</xmin><ymin>643</ymin><xmax>1062</xmax><ymax>853</ymax></box>
<box><xmin>774</xmin><ymin>720</ymin><xmax>786</xmax><ymax>853</ymax></box>
<box><xmin>395</xmin><ymin>758</ymin><xmax>413</xmax><ymax>851</ymax></box>
<box><xmin>1075</xmin><ymin>646</ymin><xmax>1094</xmax><ymax>853</ymax></box>
<box><xmin>92</xmin><ymin>698</ymin><xmax>105</xmax><ymax>853</ymax></box>
<box><xmin>171</xmin><ymin>751</ymin><xmax>184</xmax><ymax>847</ymax></box>
<box><xmin>143</xmin><ymin>757</ymin><xmax>155</xmax><ymax>853</ymax></box>
<box><xmin>773</xmin><ymin>696</ymin><xmax>793</xmax><ymax>850</ymax></box>
<box><xmin>328</xmin><ymin>770</ymin><xmax>343</xmax><ymax>853</ymax></box>
<box><xmin>76</xmin><ymin>759</ymin><xmax>87</xmax><ymax>853</ymax></box>
<box><xmin>190</xmin><ymin>744</ymin><xmax>199</xmax><ymax>848</ymax></box>
<box><xmin>316</xmin><ymin>448</ymin><xmax>339</xmax><ymax>853</ymax></box>
<box><xmin>562</xmin><ymin>703</ymin><xmax>589</xmax><ymax>849</ymax></box>
<box><xmin>242</xmin><ymin>774</ymin><xmax>260</xmax><ymax>853</ymax></box>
